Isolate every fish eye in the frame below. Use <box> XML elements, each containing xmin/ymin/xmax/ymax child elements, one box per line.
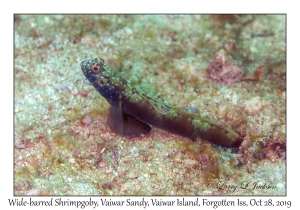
<box><xmin>91</xmin><ymin>64</ymin><xmax>101</xmax><ymax>73</ymax></box>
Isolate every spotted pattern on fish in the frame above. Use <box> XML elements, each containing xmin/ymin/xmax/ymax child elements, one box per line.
<box><xmin>81</xmin><ymin>58</ymin><xmax>243</xmax><ymax>149</ymax></box>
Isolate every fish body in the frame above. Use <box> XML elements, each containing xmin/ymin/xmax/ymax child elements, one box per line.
<box><xmin>81</xmin><ymin>58</ymin><xmax>243</xmax><ymax>148</ymax></box>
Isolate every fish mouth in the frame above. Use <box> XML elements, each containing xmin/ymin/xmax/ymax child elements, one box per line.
<box><xmin>80</xmin><ymin>60</ymin><xmax>92</xmax><ymax>76</ymax></box>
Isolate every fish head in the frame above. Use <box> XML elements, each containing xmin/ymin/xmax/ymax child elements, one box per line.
<box><xmin>81</xmin><ymin>57</ymin><xmax>106</xmax><ymax>79</ymax></box>
<box><xmin>81</xmin><ymin>57</ymin><xmax>121</xmax><ymax>106</ymax></box>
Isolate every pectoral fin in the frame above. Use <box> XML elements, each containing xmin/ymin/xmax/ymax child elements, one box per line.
<box><xmin>107</xmin><ymin>104</ymin><xmax>151</xmax><ymax>136</ymax></box>
<box><xmin>107</xmin><ymin>105</ymin><xmax>124</xmax><ymax>135</ymax></box>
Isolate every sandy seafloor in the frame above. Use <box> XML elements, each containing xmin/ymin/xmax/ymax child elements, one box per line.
<box><xmin>14</xmin><ymin>15</ymin><xmax>286</xmax><ymax>195</ymax></box>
